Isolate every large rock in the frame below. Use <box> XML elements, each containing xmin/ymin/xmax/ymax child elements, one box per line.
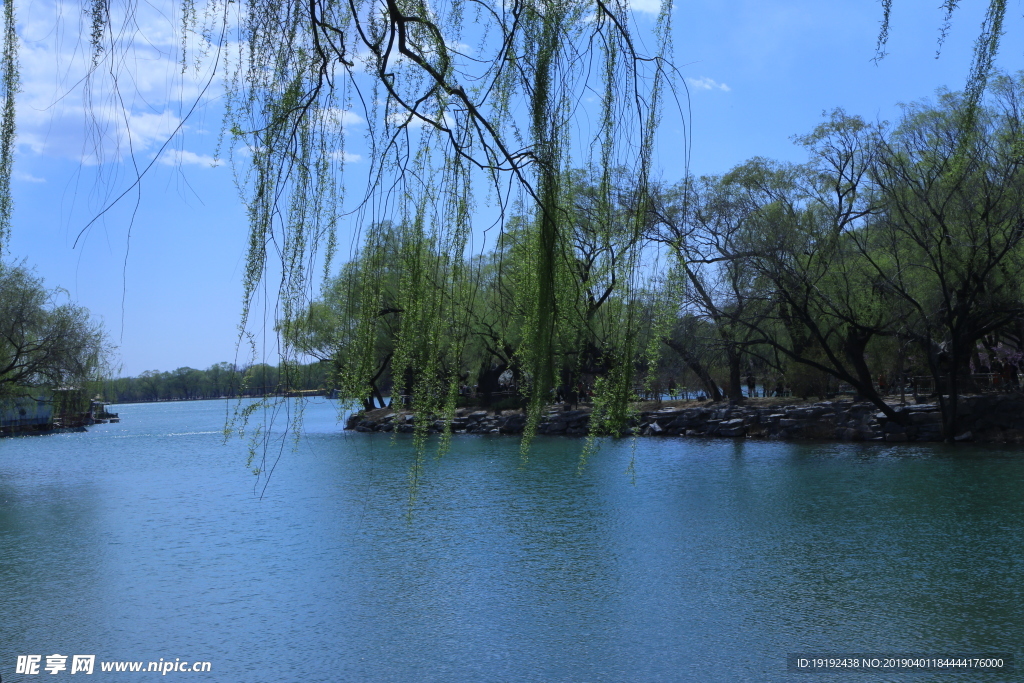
<box><xmin>341</xmin><ymin>394</ymin><xmax>1024</xmax><ymax>444</ymax></box>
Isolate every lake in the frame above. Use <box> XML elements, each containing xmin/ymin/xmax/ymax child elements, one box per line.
<box><xmin>1</xmin><ymin>399</ymin><xmax>1021</xmax><ymax>681</ymax></box>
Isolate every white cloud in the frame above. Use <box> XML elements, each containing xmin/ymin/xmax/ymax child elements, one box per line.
<box><xmin>234</xmin><ymin>146</ymin><xmax>358</xmax><ymax>163</ymax></box>
<box><xmin>628</xmin><ymin>0</ymin><xmax>669</xmax><ymax>15</ymax></box>
<box><xmin>14</xmin><ymin>0</ymin><xmax>225</xmax><ymax>165</ymax></box>
<box><xmin>686</xmin><ymin>76</ymin><xmax>731</xmax><ymax>92</ymax></box>
<box><xmin>321</xmin><ymin>108</ymin><xmax>365</xmax><ymax>129</ymax></box>
<box><xmin>158</xmin><ymin>149</ymin><xmax>222</xmax><ymax>167</ymax></box>
<box><xmin>17</xmin><ymin>106</ymin><xmax>189</xmax><ymax>165</ymax></box>
<box><xmin>234</xmin><ymin>145</ymin><xmax>262</xmax><ymax>158</ymax></box>
<box><xmin>347</xmin><ymin>37</ymin><xmax>469</xmax><ymax>76</ymax></box>
<box><xmin>330</xmin><ymin>151</ymin><xmax>363</xmax><ymax>163</ymax></box>
<box><xmin>13</xmin><ymin>171</ymin><xmax>45</xmax><ymax>183</ymax></box>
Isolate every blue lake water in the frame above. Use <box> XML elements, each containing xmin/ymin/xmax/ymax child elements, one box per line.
<box><xmin>1</xmin><ymin>399</ymin><xmax>1021</xmax><ymax>682</ymax></box>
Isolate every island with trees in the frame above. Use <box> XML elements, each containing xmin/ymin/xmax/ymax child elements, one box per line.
<box><xmin>96</xmin><ymin>75</ymin><xmax>1024</xmax><ymax>445</ymax></box>
<box><xmin>3</xmin><ymin>0</ymin><xmax>1022</xmax><ymax>446</ymax></box>
<box><xmin>281</xmin><ymin>78</ymin><xmax>1024</xmax><ymax>444</ymax></box>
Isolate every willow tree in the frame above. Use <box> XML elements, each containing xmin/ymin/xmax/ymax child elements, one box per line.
<box><xmin>0</xmin><ymin>262</ymin><xmax>109</xmax><ymax>395</ymax></box>
<box><xmin>205</xmin><ymin>0</ymin><xmax>677</xmax><ymax>451</ymax></box>
<box><xmin>865</xmin><ymin>79</ymin><xmax>1024</xmax><ymax>440</ymax></box>
<box><xmin>0</xmin><ymin>0</ymin><xmax>1017</xmax><ymax>456</ymax></box>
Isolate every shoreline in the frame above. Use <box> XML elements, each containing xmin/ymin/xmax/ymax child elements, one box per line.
<box><xmin>346</xmin><ymin>394</ymin><xmax>1024</xmax><ymax>444</ymax></box>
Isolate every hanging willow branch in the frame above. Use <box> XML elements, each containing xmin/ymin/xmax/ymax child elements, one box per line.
<box><xmin>0</xmin><ymin>0</ymin><xmax>17</xmax><ymax>249</ymax></box>
<box><xmin>0</xmin><ymin>0</ymin><xmax>1017</xmax><ymax>482</ymax></box>
<box><xmin>211</xmin><ymin>0</ymin><xmax>680</xmax><ymax>461</ymax></box>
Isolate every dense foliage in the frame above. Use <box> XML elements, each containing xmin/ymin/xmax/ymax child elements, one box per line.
<box><xmin>0</xmin><ymin>261</ymin><xmax>108</xmax><ymax>396</ymax></box>
<box><xmin>213</xmin><ymin>0</ymin><xmax>675</xmax><ymax>449</ymax></box>
<box><xmin>0</xmin><ymin>0</ymin><xmax>1019</xmax><ymax>454</ymax></box>
<box><xmin>283</xmin><ymin>78</ymin><xmax>1024</xmax><ymax>442</ymax></box>
<box><xmin>657</xmin><ymin>78</ymin><xmax>1024</xmax><ymax>440</ymax></box>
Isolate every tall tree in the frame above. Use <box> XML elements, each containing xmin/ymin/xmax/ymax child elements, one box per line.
<box><xmin>0</xmin><ymin>261</ymin><xmax>109</xmax><ymax>395</ymax></box>
<box><xmin>0</xmin><ymin>0</ymin><xmax>1017</xmax><ymax>452</ymax></box>
<box><xmin>862</xmin><ymin>79</ymin><xmax>1024</xmax><ymax>439</ymax></box>
<box><xmin>651</xmin><ymin>174</ymin><xmax>775</xmax><ymax>402</ymax></box>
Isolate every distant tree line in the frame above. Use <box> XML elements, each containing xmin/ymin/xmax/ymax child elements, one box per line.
<box><xmin>100</xmin><ymin>361</ymin><xmax>330</xmax><ymax>403</ymax></box>
<box><xmin>99</xmin><ymin>77</ymin><xmax>1024</xmax><ymax>444</ymax></box>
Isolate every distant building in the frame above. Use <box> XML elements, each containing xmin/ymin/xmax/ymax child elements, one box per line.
<box><xmin>0</xmin><ymin>395</ymin><xmax>53</xmax><ymax>431</ymax></box>
<box><xmin>0</xmin><ymin>388</ymin><xmax>116</xmax><ymax>435</ymax></box>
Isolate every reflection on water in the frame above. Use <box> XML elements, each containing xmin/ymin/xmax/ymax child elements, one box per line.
<box><xmin>1</xmin><ymin>399</ymin><xmax>1021</xmax><ymax>682</ymax></box>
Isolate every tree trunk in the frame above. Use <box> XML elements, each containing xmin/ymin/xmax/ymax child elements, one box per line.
<box><xmin>727</xmin><ymin>349</ymin><xmax>744</xmax><ymax>402</ymax></box>
<box><xmin>663</xmin><ymin>337</ymin><xmax>722</xmax><ymax>401</ymax></box>
<box><xmin>477</xmin><ymin>361</ymin><xmax>508</xmax><ymax>407</ymax></box>
<box><xmin>364</xmin><ymin>352</ymin><xmax>392</xmax><ymax>411</ymax></box>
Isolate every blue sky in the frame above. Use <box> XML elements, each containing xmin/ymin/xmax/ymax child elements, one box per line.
<box><xmin>7</xmin><ymin>0</ymin><xmax>1024</xmax><ymax>376</ymax></box>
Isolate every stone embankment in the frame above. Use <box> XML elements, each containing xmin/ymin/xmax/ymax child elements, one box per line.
<box><xmin>346</xmin><ymin>393</ymin><xmax>1024</xmax><ymax>443</ymax></box>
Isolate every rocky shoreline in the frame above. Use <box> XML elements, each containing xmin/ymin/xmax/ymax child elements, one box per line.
<box><xmin>345</xmin><ymin>393</ymin><xmax>1024</xmax><ymax>443</ymax></box>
